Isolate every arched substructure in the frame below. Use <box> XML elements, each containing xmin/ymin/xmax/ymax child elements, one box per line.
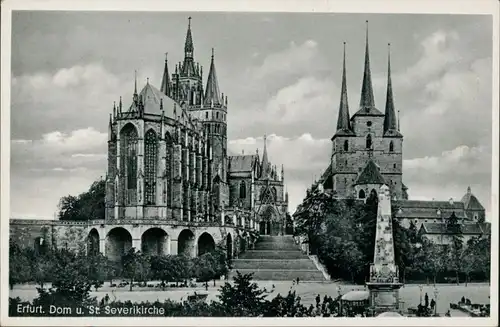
<box><xmin>105</xmin><ymin>227</ymin><xmax>132</xmax><ymax>262</ymax></box>
<box><xmin>141</xmin><ymin>228</ymin><xmax>169</xmax><ymax>256</ymax></box>
<box><xmin>87</xmin><ymin>228</ymin><xmax>100</xmax><ymax>256</ymax></box>
<box><xmin>178</xmin><ymin>229</ymin><xmax>195</xmax><ymax>257</ymax></box>
<box><xmin>226</xmin><ymin>233</ymin><xmax>233</xmax><ymax>261</ymax></box>
<box><xmin>197</xmin><ymin>232</ymin><xmax>215</xmax><ymax>257</ymax></box>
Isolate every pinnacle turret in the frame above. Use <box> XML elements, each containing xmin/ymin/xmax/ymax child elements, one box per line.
<box><xmin>261</xmin><ymin>134</ymin><xmax>270</xmax><ymax>179</ymax></box>
<box><xmin>160</xmin><ymin>52</ymin><xmax>171</xmax><ymax>96</ymax></box>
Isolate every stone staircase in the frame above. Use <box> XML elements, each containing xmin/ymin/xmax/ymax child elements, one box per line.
<box><xmin>228</xmin><ymin>235</ymin><xmax>326</xmax><ymax>281</ymax></box>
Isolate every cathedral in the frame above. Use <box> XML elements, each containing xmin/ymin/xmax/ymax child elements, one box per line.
<box><xmin>9</xmin><ymin>18</ymin><xmax>288</xmax><ymax>261</ymax></box>
<box><xmin>104</xmin><ymin>18</ymin><xmax>288</xmax><ymax>235</ymax></box>
<box><xmin>304</xmin><ymin>24</ymin><xmax>489</xmax><ymax>242</ymax></box>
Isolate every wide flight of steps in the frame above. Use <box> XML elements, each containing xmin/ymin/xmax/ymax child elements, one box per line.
<box><xmin>228</xmin><ymin>235</ymin><xmax>326</xmax><ymax>281</ymax></box>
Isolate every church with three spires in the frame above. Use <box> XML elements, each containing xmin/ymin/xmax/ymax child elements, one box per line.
<box><xmin>306</xmin><ymin>22</ymin><xmax>489</xmax><ymax>244</ymax></box>
<box><xmin>105</xmin><ymin>17</ymin><xmax>288</xmax><ymax>235</ymax></box>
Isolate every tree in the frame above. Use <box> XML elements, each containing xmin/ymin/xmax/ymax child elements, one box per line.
<box><xmin>33</xmin><ymin>248</ymin><xmax>102</xmax><ymax>309</ymax></box>
<box><xmin>217</xmin><ymin>271</ymin><xmax>269</xmax><ymax>316</ymax></box>
<box><xmin>9</xmin><ymin>241</ymin><xmax>31</xmax><ymax>289</ymax></box>
<box><xmin>122</xmin><ymin>248</ymin><xmax>151</xmax><ymax>291</ymax></box>
<box><xmin>58</xmin><ymin>179</ymin><xmax>105</xmax><ymax>221</ymax></box>
<box><xmin>449</xmin><ymin>234</ymin><xmax>464</xmax><ymax>285</ymax></box>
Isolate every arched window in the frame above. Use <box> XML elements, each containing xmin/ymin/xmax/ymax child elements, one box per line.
<box><xmin>358</xmin><ymin>189</ymin><xmax>366</xmax><ymax>199</ymax></box>
<box><xmin>389</xmin><ymin>141</ymin><xmax>394</xmax><ymax>152</ymax></box>
<box><xmin>239</xmin><ymin>181</ymin><xmax>246</xmax><ymax>199</ymax></box>
<box><xmin>343</xmin><ymin>140</ymin><xmax>349</xmax><ymax>151</ymax></box>
<box><xmin>120</xmin><ymin>124</ymin><xmax>138</xmax><ymax>205</ymax></box>
<box><xmin>366</xmin><ymin>134</ymin><xmax>372</xmax><ymax>149</ymax></box>
<box><xmin>144</xmin><ymin>129</ymin><xmax>158</xmax><ymax>205</ymax></box>
<box><xmin>271</xmin><ymin>187</ymin><xmax>277</xmax><ymax>201</ymax></box>
<box><xmin>165</xmin><ymin>132</ymin><xmax>173</xmax><ymax>207</ymax></box>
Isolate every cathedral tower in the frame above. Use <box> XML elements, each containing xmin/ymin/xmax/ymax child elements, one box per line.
<box><xmin>331</xmin><ymin>22</ymin><xmax>404</xmax><ymax>199</ymax></box>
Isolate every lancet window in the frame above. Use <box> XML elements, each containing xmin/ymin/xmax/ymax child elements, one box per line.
<box><xmin>120</xmin><ymin>124</ymin><xmax>138</xmax><ymax>205</ymax></box>
<box><xmin>144</xmin><ymin>129</ymin><xmax>158</xmax><ymax>205</ymax></box>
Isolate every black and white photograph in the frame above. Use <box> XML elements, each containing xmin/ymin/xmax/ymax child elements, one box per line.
<box><xmin>1</xmin><ymin>0</ymin><xmax>498</xmax><ymax>325</ymax></box>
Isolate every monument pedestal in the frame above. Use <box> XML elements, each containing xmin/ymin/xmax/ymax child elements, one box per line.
<box><xmin>366</xmin><ymin>281</ymin><xmax>404</xmax><ymax>316</ymax></box>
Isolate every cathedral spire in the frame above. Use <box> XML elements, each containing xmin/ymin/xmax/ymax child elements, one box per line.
<box><xmin>336</xmin><ymin>42</ymin><xmax>352</xmax><ymax>134</ymax></box>
<box><xmin>261</xmin><ymin>134</ymin><xmax>270</xmax><ymax>179</ymax></box>
<box><xmin>384</xmin><ymin>43</ymin><xmax>398</xmax><ymax>133</ymax></box>
<box><xmin>204</xmin><ymin>48</ymin><xmax>222</xmax><ymax>106</ymax></box>
<box><xmin>359</xmin><ymin>21</ymin><xmax>375</xmax><ymax>111</ymax></box>
<box><xmin>185</xmin><ymin>17</ymin><xmax>194</xmax><ymax>57</ymax></box>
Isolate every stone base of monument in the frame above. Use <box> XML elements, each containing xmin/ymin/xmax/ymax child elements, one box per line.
<box><xmin>366</xmin><ymin>282</ymin><xmax>405</xmax><ymax>316</ymax></box>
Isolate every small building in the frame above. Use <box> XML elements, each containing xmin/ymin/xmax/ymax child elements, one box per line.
<box><xmin>417</xmin><ymin>221</ymin><xmax>490</xmax><ymax>245</ymax></box>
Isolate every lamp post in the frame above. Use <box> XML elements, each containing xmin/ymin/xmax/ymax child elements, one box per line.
<box><xmin>433</xmin><ymin>287</ymin><xmax>439</xmax><ymax>316</ymax></box>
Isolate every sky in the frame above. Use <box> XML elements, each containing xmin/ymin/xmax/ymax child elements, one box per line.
<box><xmin>9</xmin><ymin>11</ymin><xmax>493</xmax><ymax>220</ymax></box>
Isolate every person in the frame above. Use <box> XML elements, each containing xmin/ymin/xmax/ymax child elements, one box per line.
<box><xmin>425</xmin><ymin>293</ymin><xmax>429</xmax><ymax>308</ymax></box>
<box><xmin>461</xmin><ymin>296</ymin><xmax>465</xmax><ymax>303</ymax></box>
<box><xmin>316</xmin><ymin>294</ymin><xmax>321</xmax><ymax>307</ymax></box>
<box><xmin>104</xmin><ymin>293</ymin><xmax>110</xmax><ymax>304</ymax></box>
<box><xmin>296</xmin><ymin>277</ymin><xmax>300</xmax><ymax>285</ymax></box>
<box><xmin>430</xmin><ymin>299</ymin><xmax>436</xmax><ymax>310</ymax></box>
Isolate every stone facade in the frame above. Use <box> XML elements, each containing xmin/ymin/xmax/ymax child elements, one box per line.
<box><xmin>10</xmin><ymin>18</ymin><xmax>288</xmax><ymax>260</ymax></box>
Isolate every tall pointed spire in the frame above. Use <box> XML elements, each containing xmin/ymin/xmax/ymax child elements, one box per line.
<box><xmin>204</xmin><ymin>48</ymin><xmax>222</xmax><ymax>106</ymax></box>
<box><xmin>335</xmin><ymin>42</ymin><xmax>353</xmax><ymax>134</ymax></box>
<box><xmin>359</xmin><ymin>20</ymin><xmax>375</xmax><ymax>111</ymax></box>
<box><xmin>384</xmin><ymin>43</ymin><xmax>398</xmax><ymax>133</ymax></box>
<box><xmin>261</xmin><ymin>134</ymin><xmax>270</xmax><ymax>179</ymax></box>
<box><xmin>185</xmin><ymin>17</ymin><xmax>194</xmax><ymax>57</ymax></box>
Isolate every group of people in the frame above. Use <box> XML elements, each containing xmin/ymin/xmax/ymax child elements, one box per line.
<box><xmin>416</xmin><ymin>292</ymin><xmax>437</xmax><ymax>316</ymax></box>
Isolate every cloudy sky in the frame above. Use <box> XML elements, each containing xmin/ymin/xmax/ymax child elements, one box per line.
<box><xmin>9</xmin><ymin>11</ymin><xmax>493</xmax><ymax>219</ymax></box>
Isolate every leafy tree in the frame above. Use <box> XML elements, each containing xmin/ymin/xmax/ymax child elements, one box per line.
<box><xmin>122</xmin><ymin>248</ymin><xmax>150</xmax><ymax>291</ymax></box>
<box><xmin>58</xmin><ymin>179</ymin><xmax>105</xmax><ymax>221</ymax></box>
<box><xmin>9</xmin><ymin>241</ymin><xmax>31</xmax><ymax>289</ymax></box>
<box><xmin>33</xmin><ymin>248</ymin><xmax>101</xmax><ymax>309</ymax></box>
<box><xmin>216</xmin><ymin>271</ymin><xmax>269</xmax><ymax>316</ymax></box>
<box><xmin>449</xmin><ymin>234</ymin><xmax>464</xmax><ymax>285</ymax></box>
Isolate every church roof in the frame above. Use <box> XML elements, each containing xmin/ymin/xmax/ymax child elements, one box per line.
<box><xmin>394</xmin><ymin>200</ymin><xmax>467</xmax><ymax>219</ymax></box>
<box><xmin>204</xmin><ymin>49</ymin><xmax>222</xmax><ymax>106</ymax></box>
<box><xmin>228</xmin><ymin>155</ymin><xmax>258</xmax><ymax>172</ymax></box>
<box><xmin>132</xmin><ymin>83</ymin><xmax>180</xmax><ymax>117</ymax></box>
<box><xmin>354</xmin><ymin>160</ymin><xmax>385</xmax><ymax>185</ymax></box>
<box><xmin>318</xmin><ymin>163</ymin><xmax>333</xmax><ymax>184</ymax></box>
<box><xmin>461</xmin><ymin>187</ymin><xmax>485</xmax><ymax>210</ymax></box>
<box><xmin>420</xmin><ymin>222</ymin><xmax>484</xmax><ymax>235</ymax></box>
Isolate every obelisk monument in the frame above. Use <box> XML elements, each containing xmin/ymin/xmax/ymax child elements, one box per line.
<box><xmin>366</xmin><ymin>184</ymin><xmax>404</xmax><ymax>316</ymax></box>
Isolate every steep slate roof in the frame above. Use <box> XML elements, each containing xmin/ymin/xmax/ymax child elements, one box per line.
<box><xmin>318</xmin><ymin>163</ymin><xmax>333</xmax><ymax>184</ymax></box>
<box><xmin>334</xmin><ymin>43</ymin><xmax>355</xmax><ymax>137</ymax></box>
<box><xmin>204</xmin><ymin>49</ymin><xmax>222</xmax><ymax>106</ymax></box>
<box><xmin>132</xmin><ymin>83</ymin><xmax>180</xmax><ymax>117</ymax></box>
<box><xmin>461</xmin><ymin>188</ymin><xmax>485</xmax><ymax>211</ymax></box>
<box><xmin>383</xmin><ymin>44</ymin><xmax>402</xmax><ymax>138</ymax></box>
<box><xmin>228</xmin><ymin>155</ymin><xmax>258</xmax><ymax>172</ymax></box>
<box><xmin>352</xmin><ymin>22</ymin><xmax>384</xmax><ymax>118</ymax></box>
<box><xmin>420</xmin><ymin>222</ymin><xmax>484</xmax><ymax>235</ymax></box>
<box><xmin>354</xmin><ymin>160</ymin><xmax>385</xmax><ymax>185</ymax></box>
<box><xmin>394</xmin><ymin>200</ymin><xmax>467</xmax><ymax>219</ymax></box>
